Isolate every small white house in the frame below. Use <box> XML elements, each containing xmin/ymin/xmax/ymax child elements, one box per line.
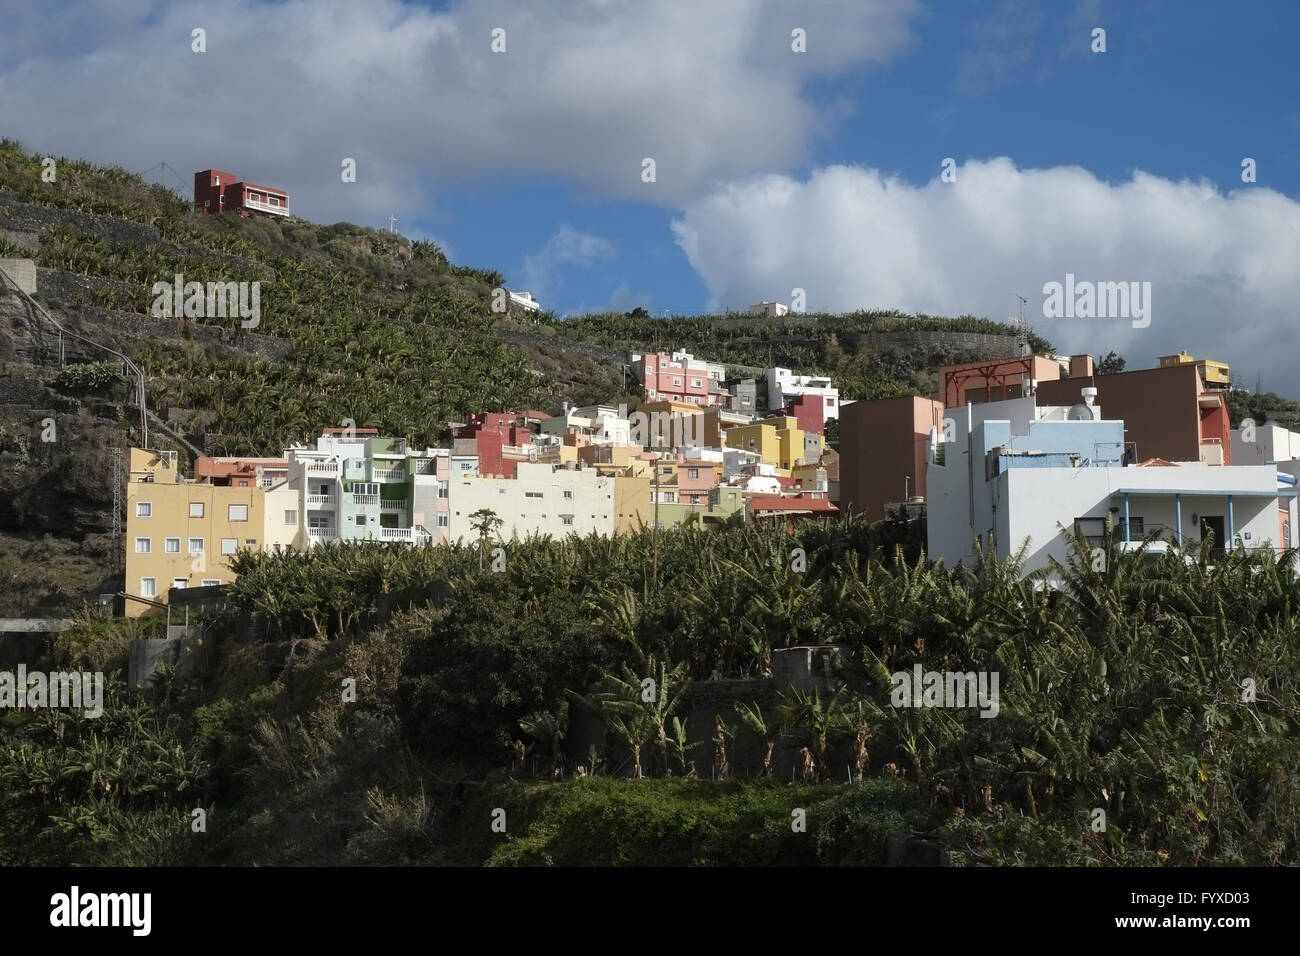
<box><xmin>508</xmin><ymin>290</ymin><xmax>542</xmax><ymax>312</ymax></box>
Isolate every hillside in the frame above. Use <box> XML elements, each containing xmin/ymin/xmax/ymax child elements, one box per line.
<box><xmin>2</xmin><ymin>137</ymin><xmax>1037</xmax><ymax>614</ymax></box>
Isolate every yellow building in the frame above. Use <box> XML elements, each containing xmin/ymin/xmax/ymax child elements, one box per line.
<box><xmin>125</xmin><ymin>448</ymin><xmax>268</xmax><ymax>617</ymax></box>
<box><xmin>723</xmin><ymin>416</ymin><xmax>822</xmax><ymax>476</ymax></box>
<box><xmin>1158</xmin><ymin>350</ymin><xmax>1230</xmax><ymax>387</ymax></box>
<box><xmin>613</xmin><ymin>472</ymin><xmax>652</xmax><ymax>533</ymax></box>
<box><xmin>635</xmin><ymin>399</ymin><xmax>704</xmax><ymax>449</ymax></box>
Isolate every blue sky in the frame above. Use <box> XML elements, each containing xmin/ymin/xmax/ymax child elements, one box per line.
<box><xmin>3</xmin><ymin>0</ymin><xmax>1299</xmax><ymax>386</ymax></box>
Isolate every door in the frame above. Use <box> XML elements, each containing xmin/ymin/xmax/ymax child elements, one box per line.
<box><xmin>1200</xmin><ymin>515</ymin><xmax>1225</xmax><ymax>557</ymax></box>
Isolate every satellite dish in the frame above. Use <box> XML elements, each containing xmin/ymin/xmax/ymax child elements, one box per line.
<box><xmin>1067</xmin><ymin>403</ymin><xmax>1095</xmax><ymax>420</ymax></box>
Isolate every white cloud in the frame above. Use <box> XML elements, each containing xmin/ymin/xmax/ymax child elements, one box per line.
<box><xmin>671</xmin><ymin>158</ymin><xmax>1300</xmax><ymax>387</ymax></box>
<box><xmin>0</xmin><ymin>0</ymin><xmax>921</xmax><ymax>220</ymax></box>
<box><xmin>521</xmin><ymin>224</ymin><xmax>615</xmax><ymax>295</ymax></box>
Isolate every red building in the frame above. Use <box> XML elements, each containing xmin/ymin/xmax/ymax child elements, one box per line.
<box><xmin>194</xmin><ymin>169</ymin><xmax>290</xmax><ymax>218</ymax></box>
<box><xmin>455</xmin><ymin>413</ymin><xmax>534</xmax><ymax>477</ymax></box>
<box><xmin>782</xmin><ymin>393</ymin><xmax>826</xmax><ymax>435</ymax></box>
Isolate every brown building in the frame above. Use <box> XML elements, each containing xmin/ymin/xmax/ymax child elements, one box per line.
<box><xmin>838</xmin><ymin>395</ymin><xmax>944</xmax><ymax>521</ymax></box>
<box><xmin>1036</xmin><ymin>362</ymin><xmax>1231</xmax><ymax>465</ymax></box>
<box><xmin>935</xmin><ymin>355</ymin><xmax>1070</xmax><ymax>408</ymax></box>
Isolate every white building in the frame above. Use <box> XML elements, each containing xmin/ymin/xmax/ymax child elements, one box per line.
<box><xmin>447</xmin><ymin>461</ymin><xmax>615</xmax><ymax>543</ymax></box>
<box><xmin>508</xmin><ymin>290</ymin><xmax>542</xmax><ymax>311</ymax></box>
<box><xmin>541</xmin><ymin>405</ymin><xmax>632</xmax><ymax>445</ymax></box>
<box><xmin>928</xmin><ymin>395</ymin><xmax>1296</xmax><ymax>578</ymax></box>
<box><xmin>1231</xmin><ymin>421</ymin><xmax>1300</xmax><ymax>466</ymax></box>
<box><xmin>749</xmin><ymin>301</ymin><xmax>788</xmax><ymax>317</ymax></box>
<box><xmin>766</xmin><ymin>367</ymin><xmax>840</xmax><ymax>419</ymax></box>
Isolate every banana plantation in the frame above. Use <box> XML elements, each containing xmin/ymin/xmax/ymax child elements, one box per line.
<box><xmin>3</xmin><ymin>517</ymin><xmax>1296</xmax><ymax>865</ymax></box>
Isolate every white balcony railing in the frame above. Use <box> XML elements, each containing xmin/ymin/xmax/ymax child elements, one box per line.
<box><xmin>306</xmin><ymin>461</ymin><xmax>339</xmax><ymax>475</ymax></box>
<box><xmin>352</xmin><ymin>493</ymin><xmax>379</xmax><ymax>506</ymax></box>
<box><xmin>306</xmin><ymin>493</ymin><xmax>336</xmax><ymax>506</ymax></box>
<box><xmin>378</xmin><ymin>526</ymin><xmax>432</xmax><ymax>543</ymax></box>
<box><xmin>373</xmin><ymin>468</ymin><xmax>407</xmax><ymax>482</ymax></box>
<box><xmin>307</xmin><ymin>526</ymin><xmax>336</xmax><ymax>540</ymax></box>
<box><xmin>243</xmin><ymin>196</ymin><xmax>290</xmax><ymax>216</ymax></box>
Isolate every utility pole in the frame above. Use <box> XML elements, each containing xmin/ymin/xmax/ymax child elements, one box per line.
<box><xmin>388</xmin><ymin>215</ymin><xmax>397</xmax><ymax>234</ymax></box>
<box><xmin>652</xmin><ymin>454</ymin><xmax>660</xmax><ymax>588</ymax></box>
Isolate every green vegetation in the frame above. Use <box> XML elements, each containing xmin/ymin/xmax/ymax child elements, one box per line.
<box><xmin>3</xmin><ymin>519</ymin><xmax>1296</xmax><ymax>866</ymax></box>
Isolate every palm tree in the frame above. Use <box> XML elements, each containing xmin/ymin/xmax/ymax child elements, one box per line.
<box><xmin>469</xmin><ymin>508</ymin><xmax>503</xmax><ymax>571</ymax></box>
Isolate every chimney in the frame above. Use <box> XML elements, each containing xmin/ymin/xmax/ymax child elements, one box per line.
<box><xmin>1069</xmin><ymin>354</ymin><xmax>1094</xmax><ymax>379</ymax></box>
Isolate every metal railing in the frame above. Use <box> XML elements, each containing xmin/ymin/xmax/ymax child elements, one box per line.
<box><xmin>243</xmin><ymin>196</ymin><xmax>290</xmax><ymax>216</ymax></box>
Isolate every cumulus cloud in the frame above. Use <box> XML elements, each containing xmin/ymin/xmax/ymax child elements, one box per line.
<box><xmin>0</xmin><ymin>0</ymin><xmax>920</xmax><ymax>220</ymax></box>
<box><xmin>520</xmin><ymin>224</ymin><xmax>616</xmax><ymax>296</ymax></box>
<box><xmin>670</xmin><ymin>158</ymin><xmax>1300</xmax><ymax>387</ymax></box>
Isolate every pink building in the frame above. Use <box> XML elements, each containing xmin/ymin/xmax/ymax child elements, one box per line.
<box><xmin>632</xmin><ymin>351</ymin><xmax>724</xmax><ymax>406</ymax></box>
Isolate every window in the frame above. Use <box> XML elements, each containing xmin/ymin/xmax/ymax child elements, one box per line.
<box><xmin>229</xmin><ymin>504</ymin><xmax>248</xmax><ymax>521</ymax></box>
<box><xmin>172</xmin><ymin>578</ymin><xmax>188</xmax><ymax>590</ymax></box>
<box><xmin>662</xmin><ymin>492</ymin><xmax>676</xmax><ymax>503</ymax></box>
<box><xmin>201</xmin><ymin>579</ymin><xmax>221</xmax><ymax>587</ymax></box>
<box><xmin>498</xmin><ymin>487</ymin><xmax>506</xmax><ymax>494</ymax></box>
<box><xmin>140</xmin><ymin>577</ymin><xmax>157</xmax><ymax>598</ymax></box>
<box><xmin>660</xmin><ymin>360</ymin><xmax>668</xmax><ymax>368</ymax></box>
<box><xmin>221</xmin><ymin>538</ymin><xmax>237</xmax><ymax>555</ymax></box>
<box><xmin>136</xmin><ymin>502</ymin><xmax>152</xmax><ymax>517</ymax></box>
<box><xmin>189</xmin><ymin>538</ymin><xmax>204</xmax><ymax>554</ymax></box>
<box><xmin>673</xmin><ymin>377</ymin><xmax>682</xmax><ymax>386</ymax></box>
<box><xmin>165</xmin><ymin>537</ymin><xmax>181</xmax><ymax>553</ymax></box>
<box><xmin>688</xmin><ymin>468</ymin><xmax>699</xmax><ymax>480</ymax></box>
<box><xmin>525</xmin><ymin>491</ymin><xmax>543</xmax><ymax>499</ymax></box>
<box><xmin>692</xmin><ymin>379</ymin><xmax>703</xmax><ymax>388</ymax></box>
<box><xmin>190</xmin><ymin>502</ymin><xmax>205</xmax><ymax>518</ymax></box>
<box><xmin>437</xmin><ymin>484</ymin><xmax>448</xmax><ymax>498</ymax></box>
<box><xmin>661</xmin><ymin>467</ymin><xmax>672</xmax><ymax>475</ymax></box>
<box><xmin>245</xmin><ymin>539</ymin><xmax>257</xmax><ymax>546</ymax></box>
<box><xmin>135</xmin><ymin>537</ymin><xmax>151</xmax><ymax>553</ymax></box>
<box><xmin>563</xmin><ymin>490</ymin><xmax>573</xmax><ymax>499</ymax></box>
<box><xmin>561</xmin><ymin>515</ymin><xmax>574</xmax><ymax>526</ymax></box>
<box><xmin>284</xmin><ymin>510</ymin><xmax>297</xmax><ymax>525</ymax></box>
<box><xmin>356</xmin><ymin>515</ymin><xmax>366</xmax><ymax>526</ymax></box>
<box><xmin>437</xmin><ymin>513</ymin><xmax>449</xmax><ymax>527</ymax></box>
<box><xmin>645</xmin><ymin>365</ymin><xmax>654</xmax><ymax>374</ymax></box>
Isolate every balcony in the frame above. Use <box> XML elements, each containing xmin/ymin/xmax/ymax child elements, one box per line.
<box><xmin>1199</xmin><ymin>438</ymin><xmax>1225</xmax><ymax>466</ymax></box>
<box><xmin>243</xmin><ymin>196</ymin><xmax>290</xmax><ymax>216</ymax></box>
<box><xmin>378</xmin><ymin>526</ymin><xmax>432</xmax><ymax>543</ymax></box>
<box><xmin>352</xmin><ymin>493</ymin><xmax>379</xmax><ymax>506</ymax></box>
<box><xmin>306</xmin><ymin>525</ymin><xmax>336</xmax><ymax>540</ymax></box>
<box><xmin>306</xmin><ymin>493</ymin><xmax>336</xmax><ymax>507</ymax></box>
<box><xmin>373</xmin><ymin>467</ymin><xmax>407</xmax><ymax>482</ymax></box>
<box><xmin>306</xmin><ymin>461</ymin><xmax>339</xmax><ymax>475</ymax></box>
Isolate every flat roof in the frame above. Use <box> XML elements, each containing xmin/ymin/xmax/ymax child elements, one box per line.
<box><xmin>1110</xmin><ymin>488</ymin><xmax>1298</xmax><ymax>498</ymax></box>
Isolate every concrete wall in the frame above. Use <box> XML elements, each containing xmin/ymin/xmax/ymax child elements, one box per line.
<box><xmin>447</xmin><ymin>461</ymin><xmax>614</xmax><ymax>544</ymax></box>
<box><xmin>1232</xmin><ymin>422</ymin><xmax>1300</xmax><ymax>466</ymax></box>
<box><xmin>0</xmin><ymin>258</ymin><xmax>37</xmax><ymax>294</ymax></box>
